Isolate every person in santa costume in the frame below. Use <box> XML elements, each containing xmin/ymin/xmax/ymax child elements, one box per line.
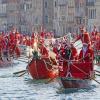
<box><xmin>38</xmin><ymin>40</ymin><xmax>48</xmax><ymax>58</ymax></box>
<box><xmin>79</xmin><ymin>43</ymin><xmax>94</xmax><ymax>62</ymax></box>
<box><xmin>74</xmin><ymin>27</ymin><xmax>91</xmax><ymax>47</ymax></box>
<box><xmin>31</xmin><ymin>32</ymin><xmax>35</xmax><ymax>48</ymax></box>
<box><xmin>70</xmin><ymin>43</ymin><xmax>78</xmax><ymax>60</ymax></box>
<box><xmin>53</xmin><ymin>44</ymin><xmax>59</xmax><ymax>57</ymax></box>
<box><xmin>0</xmin><ymin>38</ymin><xmax>3</xmax><ymax>61</ymax></box>
<box><xmin>91</xmin><ymin>25</ymin><xmax>99</xmax><ymax>44</ymax></box>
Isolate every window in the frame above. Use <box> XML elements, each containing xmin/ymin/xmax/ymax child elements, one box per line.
<box><xmin>45</xmin><ymin>2</ymin><xmax>47</xmax><ymax>8</ymax></box>
<box><xmin>25</xmin><ymin>3</ymin><xmax>32</xmax><ymax>10</ymax></box>
<box><xmin>55</xmin><ymin>1</ymin><xmax>57</xmax><ymax>7</ymax></box>
<box><xmin>88</xmin><ymin>9</ymin><xmax>96</xmax><ymax>19</ymax></box>
<box><xmin>68</xmin><ymin>27</ymin><xmax>72</xmax><ymax>33</ymax></box>
<box><xmin>62</xmin><ymin>16</ymin><xmax>66</xmax><ymax>20</ymax></box>
<box><xmin>45</xmin><ymin>16</ymin><xmax>48</xmax><ymax>23</ymax></box>
<box><xmin>35</xmin><ymin>17</ymin><xmax>38</xmax><ymax>24</ymax></box>
<box><xmin>67</xmin><ymin>16</ymin><xmax>74</xmax><ymax>23</ymax></box>
<box><xmin>86</xmin><ymin>0</ymin><xmax>96</xmax><ymax>6</ymax></box>
<box><xmin>20</xmin><ymin>4</ymin><xmax>24</xmax><ymax>10</ymax></box>
<box><xmin>2</xmin><ymin>0</ymin><xmax>7</xmax><ymax>4</ymax></box>
<box><xmin>76</xmin><ymin>17</ymin><xmax>83</xmax><ymax>24</ymax></box>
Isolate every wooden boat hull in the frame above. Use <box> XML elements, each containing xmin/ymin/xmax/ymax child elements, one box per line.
<box><xmin>28</xmin><ymin>58</ymin><xmax>58</xmax><ymax>79</ymax></box>
<box><xmin>60</xmin><ymin>77</ymin><xmax>91</xmax><ymax>89</ymax></box>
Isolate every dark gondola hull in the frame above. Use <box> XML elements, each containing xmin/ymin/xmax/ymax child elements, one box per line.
<box><xmin>60</xmin><ymin>77</ymin><xmax>91</xmax><ymax>89</ymax></box>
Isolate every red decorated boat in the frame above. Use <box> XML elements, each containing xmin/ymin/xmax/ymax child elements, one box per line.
<box><xmin>59</xmin><ymin>61</ymin><xmax>95</xmax><ymax>89</ymax></box>
<box><xmin>27</xmin><ymin>56</ymin><xmax>58</xmax><ymax>79</ymax></box>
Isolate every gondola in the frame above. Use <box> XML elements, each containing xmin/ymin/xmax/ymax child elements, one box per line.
<box><xmin>27</xmin><ymin>51</ymin><xmax>58</xmax><ymax>79</ymax></box>
<box><xmin>59</xmin><ymin>61</ymin><xmax>95</xmax><ymax>89</ymax></box>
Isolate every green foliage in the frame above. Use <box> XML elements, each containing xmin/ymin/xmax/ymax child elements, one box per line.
<box><xmin>32</xmin><ymin>51</ymin><xmax>40</xmax><ymax>59</ymax></box>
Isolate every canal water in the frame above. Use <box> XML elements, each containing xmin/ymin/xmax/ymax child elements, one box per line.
<box><xmin>0</xmin><ymin>60</ymin><xmax>100</xmax><ymax>100</ymax></box>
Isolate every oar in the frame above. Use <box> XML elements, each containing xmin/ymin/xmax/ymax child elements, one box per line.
<box><xmin>95</xmin><ymin>74</ymin><xmax>100</xmax><ymax>76</ymax></box>
<box><xmin>95</xmin><ymin>70</ymin><xmax>100</xmax><ymax>74</ymax></box>
<box><xmin>17</xmin><ymin>71</ymin><xmax>27</xmax><ymax>77</ymax></box>
<box><xmin>13</xmin><ymin>70</ymin><xmax>27</xmax><ymax>75</ymax></box>
<box><xmin>92</xmin><ymin>78</ymin><xmax>100</xmax><ymax>84</ymax></box>
<box><xmin>45</xmin><ymin>76</ymin><xmax>57</xmax><ymax>84</ymax></box>
<box><xmin>15</xmin><ymin>59</ymin><xmax>28</xmax><ymax>63</ymax></box>
<box><xmin>18</xmin><ymin>57</ymin><xmax>29</xmax><ymax>60</ymax></box>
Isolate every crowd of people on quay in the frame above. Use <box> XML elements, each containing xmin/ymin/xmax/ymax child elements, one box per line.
<box><xmin>0</xmin><ymin>26</ymin><xmax>100</xmax><ymax>63</ymax></box>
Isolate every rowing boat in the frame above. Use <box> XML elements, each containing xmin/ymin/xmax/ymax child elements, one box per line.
<box><xmin>59</xmin><ymin>61</ymin><xmax>94</xmax><ymax>88</ymax></box>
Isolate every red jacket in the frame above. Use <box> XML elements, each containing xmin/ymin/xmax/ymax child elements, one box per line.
<box><xmin>70</xmin><ymin>47</ymin><xmax>78</xmax><ymax>60</ymax></box>
<box><xmin>40</xmin><ymin>32</ymin><xmax>45</xmax><ymax>38</ymax></box>
<box><xmin>76</xmin><ymin>32</ymin><xmax>91</xmax><ymax>45</ymax></box>
<box><xmin>39</xmin><ymin>45</ymin><xmax>48</xmax><ymax>57</ymax></box>
<box><xmin>53</xmin><ymin>47</ymin><xmax>58</xmax><ymax>55</ymax></box>
<box><xmin>79</xmin><ymin>47</ymin><xmax>94</xmax><ymax>62</ymax></box>
<box><xmin>95</xmin><ymin>37</ymin><xmax>100</xmax><ymax>50</ymax></box>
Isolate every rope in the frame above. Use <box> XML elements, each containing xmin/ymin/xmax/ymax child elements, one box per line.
<box><xmin>43</xmin><ymin>59</ymin><xmax>53</xmax><ymax>72</ymax></box>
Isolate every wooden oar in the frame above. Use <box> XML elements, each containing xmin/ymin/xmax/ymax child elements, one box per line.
<box><xmin>15</xmin><ymin>59</ymin><xmax>28</xmax><ymax>63</ymax></box>
<box><xmin>17</xmin><ymin>71</ymin><xmax>27</xmax><ymax>77</ymax></box>
<box><xmin>92</xmin><ymin>78</ymin><xmax>100</xmax><ymax>84</ymax></box>
<box><xmin>95</xmin><ymin>74</ymin><xmax>100</xmax><ymax>76</ymax></box>
<box><xmin>45</xmin><ymin>77</ymin><xmax>57</xmax><ymax>84</ymax></box>
<box><xmin>95</xmin><ymin>70</ymin><xmax>100</xmax><ymax>74</ymax></box>
<box><xmin>18</xmin><ymin>57</ymin><xmax>29</xmax><ymax>60</ymax></box>
<box><xmin>13</xmin><ymin>70</ymin><xmax>27</xmax><ymax>75</ymax></box>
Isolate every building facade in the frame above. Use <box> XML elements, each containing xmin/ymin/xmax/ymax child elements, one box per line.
<box><xmin>43</xmin><ymin>0</ymin><xmax>54</xmax><ymax>32</ymax></box>
<box><xmin>75</xmin><ymin>0</ymin><xmax>87</xmax><ymax>33</ymax></box>
<box><xmin>19</xmin><ymin>0</ymin><xmax>54</xmax><ymax>33</ymax></box>
<box><xmin>0</xmin><ymin>0</ymin><xmax>7</xmax><ymax>32</ymax></box>
<box><xmin>6</xmin><ymin>0</ymin><xmax>20</xmax><ymax>31</ymax></box>
<box><xmin>53</xmin><ymin>0</ymin><xmax>68</xmax><ymax>36</ymax></box>
<box><xmin>53</xmin><ymin>0</ymin><xmax>75</xmax><ymax>36</ymax></box>
<box><xmin>67</xmin><ymin>0</ymin><xmax>75</xmax><ymax>33</ymax></box>
<box><xmin>86</xmin><ymin>0</ymin><xmax>100</xmax><ymax>32</ymax></box>
<box><xmin>0</xmin><ymin>0</ymin><xmax>99</xmax><ymax>35</ymax></box>
<box><xmin>86</xmin><ymin>0</ymin><xmax>97</xmax><ymax>32</ymax></box>
<box><xmin>0</xmin><ymin>0</ymin><xmax>54</xmax><ymax>33</ymax></box>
